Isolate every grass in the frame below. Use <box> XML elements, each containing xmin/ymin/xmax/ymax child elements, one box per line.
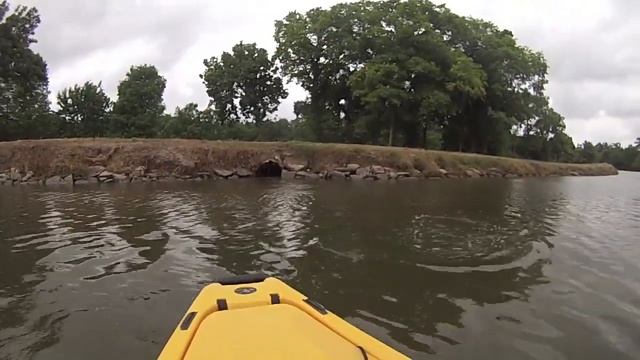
<box><xmin>0</xmin><ymin>138</ymin><xmax>618</xmax><ymax>178</ymax></box>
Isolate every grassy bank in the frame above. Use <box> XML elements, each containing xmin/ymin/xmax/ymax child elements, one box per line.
<box><xmin>0</xmin><ymin>138</ymin><xmax>618</xmax><ymax>183</ymax></box>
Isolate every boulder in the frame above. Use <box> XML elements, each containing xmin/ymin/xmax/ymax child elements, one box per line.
<box><xmin>408</xmin><ymin>169</ymin><xmax>422</xmax><ymax>178</ymax></box>
<box><xmin>281</xmin><ymin>170</ymin><xmax>296</xmax><ymax>179</ymax></box>
<box><xmin>97</xmin><ymin>171</ymin><xmax>114</xmax><ymax>182</ymax></box>
<box><xmin>285</xmin><ymin>163</ymin><xmax>306</xmax><ymax>172</ymax></box>
<box><xmin>46</xmin><ymin>175</ymin><xmax>65</xmax><ymax>185</ymax></box>
<box><xmin>133</xmin><ymin>166</ymin><xmax>146</xmax><ymax>177</ymax></box>
<box><xmin>10</xmin><ymin>168</ymin><xmax>21</xmax><ymax>182</ymax></box>
<box><xmin>486</xmin><ymin>168</ymin><xmax>504</xmax><ymax>177</ymax></box>
<box><xmin>438</xmin><ymin>168</ymin><xmax>448</xmax><ymax>177</ymax></box>
<box><xmin>88</xmin><ymin>166</ymin><xmax>106</xmax><ymax>177</ymax></box>
<box><xmin>346</xmin><ymin>163</ymin><xmax>360</xmax><ymax>173</ymax></box>
<box><xmin>235</xmin><ymin>168</ymin><xmax>252</xmax><ymax>178</ymax></box>
<box><xmin>363</xmin><ymin>173</ymin><xmax>380</xmax><ymax>180</ymax></box>
<box><xmin>196</xmin><ymin>171</ymin><xmax>211</xmax><ymax>179</ymax></box>
<box><xmin>63</xmin><ymin>175</ymin><xmax>74</xmax><ymax>184</ymax></box>
<box><xmin>294</xmin><ymin>171</ymin><xmax>319</xmax><ymax>179</ymax></box>
<box><xmin>329</xmin><ymin>170</ymin><xmax>348</xmax><ymax>179</ymax></box>
<box><xmin>371</xmin><ymin>165</ymin><xmax>386</xmax><ymax>174</ymax></box>
<box><xmin>355</xmin><ymin>167</ymin><xmax>369</xmax><ymax>176</ymax></box>
<box><xmin>21</xmin><ymin>171</ymin><xmax>34</xmax><ymax>182</ymax></box>
<box><xmin>569</xmin><ymin>171</ymin><xmax>579</xmax><ymax>176</ymax></box>
<box><xmin>464</xmin><ymin>169</ymin><xmax>480</xmax><ymax>178</ymax></box>
<box><xmin>397</xmin><ymin>172</ymin><xmax>412</xmax><ymax>178</ymax></box>
<box><xmin>214</xmin><ymin>169</ymin><xmax>233</xmax><ymax>178</ymax></box>
<box><xmin>113</xmin><ymin>173</ymin><xmax>129</xmax><ymax>182</ymax></box>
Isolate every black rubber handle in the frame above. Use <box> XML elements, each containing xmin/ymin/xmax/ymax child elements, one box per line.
<box><xmin>216</xmin><ymin>273</ymin><xmax>269</xmax><ymax>285</ymax></box>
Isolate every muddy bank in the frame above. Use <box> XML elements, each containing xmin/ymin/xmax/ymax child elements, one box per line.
<box><xmin>0</xmin><ymin>139</ymin><xmax>617</xmax><ymax>185</ymax></box>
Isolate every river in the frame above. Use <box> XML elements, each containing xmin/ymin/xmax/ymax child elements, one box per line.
<box><xmin>0</xmin><ymin>172</ymin><xmax>639</xmax><ymax>359</ymax></box>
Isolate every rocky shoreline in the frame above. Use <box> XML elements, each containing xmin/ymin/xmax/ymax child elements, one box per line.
<box><xmin>0</xmin><ymin>159</ymin><xmax>596</xmax><ymax>187</ymax></box>
<box><xmin>0</xmin><ymin>139</ymin><xmax>618</xmax><ymax>187</ymax></box>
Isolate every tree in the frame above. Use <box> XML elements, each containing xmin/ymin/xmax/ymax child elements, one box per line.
<box><xmin>110</xmin><ymin>65</ymin><xmax>166</xmax><ymax>137</ymax></box>
<box><xmin>0</xmin><ymin>1</ymin><xmax>52</xmax><ymax>140</ymax></box>
<box><xmin>201</xmin><ymin>43</ymin><xmax>287</xmax><ymax>125</ymax></box>
<box><xmin>161</xmin><ymin>103</ymin><xmax>214</xmax><ymax>139</ymax></box>
<box><xmin>56</xmin><ymin>81</ymin><xmax>111</xmax><ymax>137</ymax></box>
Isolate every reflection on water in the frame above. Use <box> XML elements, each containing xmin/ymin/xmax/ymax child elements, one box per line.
<box><xmin>0</xmin><ymin>173</ymin><xmax>639</xmax><ymax>359</ymax></box>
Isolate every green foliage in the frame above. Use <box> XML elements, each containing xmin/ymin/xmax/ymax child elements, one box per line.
<box><xmin>201</xmin><ymin>43</ymin><xmax>287</xmax><ymax>124</ymax></box>
<box><xmin>0</xmin><ymin>0</ymin><xmax>51</xmax><ymax>140</ymax></box>
<box><xmin>1</xmin><ymin>0</ymin><xmax>634</xmax><ymax>170</ymax></box>
<box><xmin>111</xmin><ymin>64</ymin><xmax>166</xmax><ymax>138</ymax></box>
<box><xmin>575</xmin><ymin>141</ymin><xmax>640</xmax><ymax>170</ymax></box>
<box><xmin>56</xmin><ymin>81</ymin><xmax>111</xmax><ymax>137</ymax></box>
<box><xmin>274</xmin><ymin>0</ymin><xmax>562</xmax><ymax>156</ymax></box>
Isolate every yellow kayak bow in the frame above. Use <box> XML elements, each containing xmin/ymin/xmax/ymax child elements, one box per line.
<box><xmin>159</xmin><ymin>274</ymin><xmax>409</xmax><ymax>359</ymax></box>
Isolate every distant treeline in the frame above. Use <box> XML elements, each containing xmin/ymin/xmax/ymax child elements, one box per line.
<box><xmin>1</xmin><ymin>0</ymin><xmax>639</xmax><ymax>169</ymax></box>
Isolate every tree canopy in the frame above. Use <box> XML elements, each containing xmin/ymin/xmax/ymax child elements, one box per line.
<box><xmin>110</xmin><ymin>64</ymin><xmax>166</xmax><ymax>137</ymax></box>
<box><xmin>0</xmin><ymin>0</ymin><xmax>52</xmax><ymax>140</ymax></box>
<box><xmin>56</xmin><ymin>81</ymin><xmax>111</xmax><ymax>137</ymax></box>
<box><xmin>0</xmin><ymin>0</ymin><xmax>638</xmax><ymax>170</ymax></box>
<box><xmin>201</xmin><ymin>42</ymin><xmax>287</xmax><ymax>125</ymax></box>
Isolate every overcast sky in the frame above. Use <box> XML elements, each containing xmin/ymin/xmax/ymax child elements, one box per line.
<box><xmin>13</xmin><ymin>0</ymin><xmax>640</xmax><ymax>145</ymax></box>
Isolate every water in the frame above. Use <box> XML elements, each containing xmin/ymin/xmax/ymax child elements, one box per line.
<box><xmin>1</xmin><ymin>173</ymin><xmax>639</xmax><ymax>359</ymax></box>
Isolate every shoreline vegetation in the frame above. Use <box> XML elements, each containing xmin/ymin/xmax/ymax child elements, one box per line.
<box><xmin>2</xmin><ymin>1</ymin><xmax>639</xmax><ymax>172</ymax></box>
<box><xmin>0</xmin><ymin>139</ymin><xmax>617</xmax><ymax>186</ymax></box>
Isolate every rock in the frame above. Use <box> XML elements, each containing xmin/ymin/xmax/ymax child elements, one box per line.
<box><xmin>10</xmin><ymin>168</ymin><xmax>21</xmax><ymax>182</ymax></box>
<box><xmin>97</xmin><ymin>170</ymin><xmax>113</xmax><ymax>178</ymax></box>
<box><xmin>285</xmin><ymin>163</ymin><xmax>306</xmax><ymax>172</ymax></box>
<box><xmin>133</xmin><ymin>166</ymin><xmax>146</xmax><ymax>177</ymax></box>
<box><xmin>388</xmin><ymin>172</ymin><xmax>398</xmax><ymax>180</ymax></box>
<box><xmin>103</xmin><ymin>178</ymin><xmax>115</xmax><ymax>183</ymax></box>
<box><xmin>350</xmin><ymin>174</ymin><xmax>365</xmax><ymax>180</ymax></box>
<box><xmin>486</xmin><ymin>168</ymin><xmax>504</xmax><ymax>177</ymax></box>
<box><xmin>21</xmin><ymin>171</ymin><xmax>34</xmax><ymax>182</ymax></box>
<box><xmin>214</xmin><ymin>169</ymin><xmax>234</xmax><ymax>178</ymax></box>
<box><xmin>329</xmin><ymin>170</ymin><xmax>348</xmax><ymax>179</ymax></box>
<box><xmin>371</xmin><ymin>165</ymin><xmax>386</xmax><ymax>174</ymax></box>
<box><xmin>195</xmin><ymin>171</ymin><xmax>211</xmax><ymax>179</ymax></box>
<box><xmin>363</xmin><ymin>173</ymin><xmax>380</xmax><ymax>180</ymax></box>
<box><xmin>46</xmin><ymin>175</ymin><xmax>65</xmax><ymax>184</ymax></box>
<box><xmin>63</xmin><ymin>175</ymin><xmax>74</xmax><ymax>184</ymax></box>
<box><xmin>229</xmin><ymin>174</ymin><xmax>239</xmax><ymax>180</ymax></box>
<box><xmin>235</xmin><ymin>168</ymin><xmax>252</xmax><ymax>178</ymax></box>
<box><xmin>504</xmin><ymin>173</ymin><xmax>518</xmax><ymax>179</ymax></box>
<box><xmin>438</xmin><ymin>168</ymin><xmax>448</xmax><ymax>177</ymax></box>
<box><xmin>281</xmin><ymin>170</ymin><xmax>295</xmax><ymax>179</ymax></box>
<box><xmin>464</xmin><ymin>169</ymin><xmax>480</xmax><ymax>178</ymax></box>
<box><xmin>397</xmin><ymin>172</ymin><xmax>412</xmax><ymax>178</ymax></box>
<box><xmin>113</xmin><ymin>173</ymin><xmax>129</xmax><ymax>182</ymax></box>
<box><xmin>333</xmin><ymin>167</ymin><xmax>351</xmax><ymax>173</ymax></box>
<box><xmin>346</xmin><ymin>163</ymin><xmax>360</xmax><ymax>173</ymax></box>
<box><xmin>409</xmin><ymin>169</ymin><xmax>422</xmax><ymax>178</ymax></box>
<box><xmin>569</xmin><ymin>171</ymin><xmax>579</xmax><ymax>176</ymax></box>
<box><xmin>355</xmin><ymin>167</ymin><xmax>369</xmax><ymax>176</ymax></box>
<box><xmin>294</xmin><ymin>171</ymin><xmax>319</xmax><ymax>179</ymax></box>
<box><xmin>73</xmin><ymin>179</ymin><xmax>89</xmax><ymax>185</ymax></box>
<box><xmin>400</xmin><ymin>176</ymin><xmax>419</xmax><ymax>181</ymax></box>
<box><xmin>88</xmin><ymin>166</ymin><xmax>106</xmax><ymax>177</ymax></box>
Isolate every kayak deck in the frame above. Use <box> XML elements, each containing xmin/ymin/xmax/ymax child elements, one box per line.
<box><xmin>158</xmin><ymin>274</ymin><xmax>409</xmax><ymax>359</ymax></box>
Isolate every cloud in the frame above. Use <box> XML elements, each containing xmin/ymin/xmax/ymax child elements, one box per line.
<box><xmin>12</xmin><ymin>0</ymin><xmax>640</xmax><ymax>144</ymax></box>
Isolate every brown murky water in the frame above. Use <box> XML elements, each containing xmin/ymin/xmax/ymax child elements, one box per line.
<box><xmin>1</xmin><ymin>173</ymin><xmax>639</xmax><ymax>359</ymax></box>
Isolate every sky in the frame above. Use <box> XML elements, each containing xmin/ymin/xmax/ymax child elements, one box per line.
<box><xmin>12</xmin><ymin>0</ymin><xmax>640</xmax><ymax>145</ymax></box>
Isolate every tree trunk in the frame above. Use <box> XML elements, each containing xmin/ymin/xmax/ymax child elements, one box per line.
<box><xmin>388</xmin><ymin>117</ymin><xmax>394</xmax><ymax>146</ymax></box>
